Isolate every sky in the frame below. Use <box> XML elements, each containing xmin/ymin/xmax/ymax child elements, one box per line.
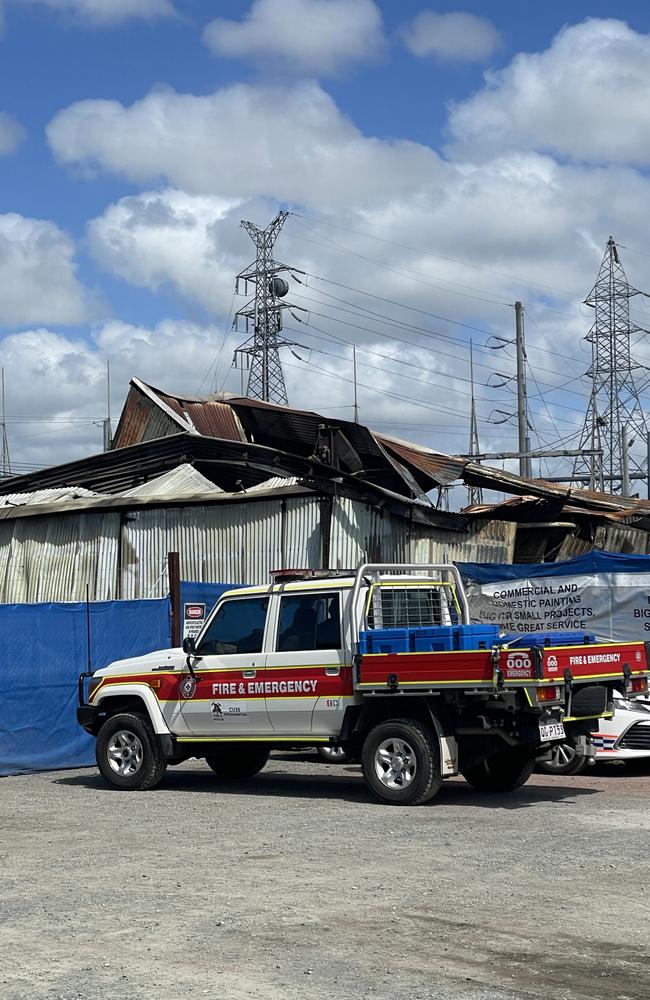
<box><xmin>2</xmin><ymin>0</ymin><xmax>650</xmax><ymax>499</ymax></box>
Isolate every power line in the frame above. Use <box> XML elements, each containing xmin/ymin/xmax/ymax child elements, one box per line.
<box><xmin>299</xmin><ymin>273</ymin><xmax>593</xmax><ymax>375</ymax></box>
<box><xmin>290</xmin><ymin>213</ymin><xmax>582</xmax><ymax>302</ymax></box>
<box><xmin>288</xmin><ymin>301</ymin><xmax>592</xmax><ymax>407</ymax></box>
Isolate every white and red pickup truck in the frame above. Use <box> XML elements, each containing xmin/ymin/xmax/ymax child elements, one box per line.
<box><xmin>77</xmin><ymin>563</ymin><xmax>650</xmax><ymax>805</ymax></box>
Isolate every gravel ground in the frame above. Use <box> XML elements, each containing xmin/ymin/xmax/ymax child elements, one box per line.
<box><xmin>1</xmin><ymin>756</ymin><xmax>649</xmax><ymax>1000</ymax></box>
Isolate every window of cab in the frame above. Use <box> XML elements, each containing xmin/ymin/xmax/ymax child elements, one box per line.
<box><xmin>197</xmin><ymin>597</ymin><xmax>269</xmax><ymax>655</ymax></box>
<box><xmin>276</xmin><ymin>593</ymin><xmax>342</xmax><ymax>651</ymax></box>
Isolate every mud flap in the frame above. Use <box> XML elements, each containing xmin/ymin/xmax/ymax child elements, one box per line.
<box><xmin>439</xmin><ymin>736</ymin><xmax>458</xmax><ymax>776</ymax></box>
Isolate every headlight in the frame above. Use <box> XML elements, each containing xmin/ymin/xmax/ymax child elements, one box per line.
<box><xmin>616</xmin><ymin>698</ymin><xmax>650</xmax><ymax>713</ymax></box>
<box><xmin>88</xmin><ymin>676</ymin><xmax>104</xmax><ymax>699</ymax></box>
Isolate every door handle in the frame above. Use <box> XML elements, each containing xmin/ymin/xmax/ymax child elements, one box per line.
<box><xmin>325</xmin><ymin>666</ymin><xmax>340</xmax><ymax>676</ymax></box>
<box><xmin>243</xmin><ymin>669</ymin><xmax>256</xmax><ymax>678</ymax></box>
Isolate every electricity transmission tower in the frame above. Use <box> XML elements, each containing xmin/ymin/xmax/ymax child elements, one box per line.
<box><xmin>232</xmin><ymin>211</ymin><xmax>302</xmax><ymax>405</ymax></box>
<box><xmin>573</xmin><ymin>238</ymin><xmax>648</xmax><ymax>494</ymax></box>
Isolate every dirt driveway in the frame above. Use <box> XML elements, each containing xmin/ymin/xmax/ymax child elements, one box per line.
<box><xmin>1</xmin><ymin>757</ymin><xmax>649</xmax><ymax>1000</ymax></box>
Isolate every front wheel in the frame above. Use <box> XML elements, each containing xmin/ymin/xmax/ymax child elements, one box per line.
<box><xmin>96</xmin><ymin>712</ymin><xmax>167</xmax><ymax>790</ymax></box>
<box><xmin>205</xmin><ymin>745</ymin><xmax>269</xmax><ymax>779</ymax></box>
<box><xmin>463</xmin><ymin>751</ymin><xmax>535</xmax><ymax>793</ymax></box>
<box><xmin>537</xmin><ymin>739</ymin><xmax>588</xmax><ymax>776</ymax></box>
<box><xmin>361</xmin><ymin>719</ymin><xmax>442</xmax><ymax>806</ymax></box>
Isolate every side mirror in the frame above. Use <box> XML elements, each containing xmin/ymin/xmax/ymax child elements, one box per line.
<box><xmin>182</xmin><ymin>636</ymin><xmax>196</xmax><ymax>655</ymax></box>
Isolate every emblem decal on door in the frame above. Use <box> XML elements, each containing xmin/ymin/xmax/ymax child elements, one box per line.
<box><xmin>180</xmin><ymin>676</ymin><xmax>197</xmax><ymax>699</ymax></box>
<box><xmin>211</xmin><ymin>701</ymin><xmax>247</xmax><ymax>720</ymax></box>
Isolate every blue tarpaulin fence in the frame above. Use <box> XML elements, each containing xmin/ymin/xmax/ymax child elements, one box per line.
<box><xmin>457</xmin><ymin>549</ymin><xmax>650</xmax><ymax>584</ymax></box>
<box><xmin>0</xmin><ymin>581</ymin><xmax>239</xmax><ymax>776</ymax></box>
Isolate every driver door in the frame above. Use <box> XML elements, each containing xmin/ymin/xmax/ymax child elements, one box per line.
<box><xmin>179</xmin><ymin>594</ymin><xmax>272</xmax><ymax>736</ymax></box>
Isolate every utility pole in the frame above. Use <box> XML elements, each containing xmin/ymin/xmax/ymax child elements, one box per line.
<box><xmin>514</xmin><ymin>301</ymin><xmax>531</xmax><ymax>478</ymax></box>
<box><xmin>573</xmin><ymin>238</ymin><xmax>647</xmax><ymax>494</ymax></box>
<box><xmin>232</xmin><ymin>211</ymin><xmax>304</xmax><ymax>405</ymax></box>
<box><xmin>102</xmin><ymin>359</ymin><xmax>112</xmax><ymax>452</ymax></box>
<box><xmin>352</xmin><ymin>345</ymin><xmax>359</xmax><ymax>423</ymax></box>
<box><xmin>0</xmin><ymin>367</ymin><xmax>10</xmax><ymax>477</ymax></box>
<box><xmin>466</xmin><ymin>341</ymin><xmax>483</xmax><ymax>505</ymax></box>
<box><xmin>488</xmin><ymin>302</ymin><xmax>532</xmax><ymax>479</ymax></box>
<box><xmin>621</xmin><ymin>425</ymin><xmax>630</xmax><ymax>497</ymax></box>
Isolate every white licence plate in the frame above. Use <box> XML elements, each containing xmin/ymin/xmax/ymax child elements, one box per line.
<box><xmin>539</xmin><ymin>721</ymin><xmax>565</xmax><ymax>741</ymax></box>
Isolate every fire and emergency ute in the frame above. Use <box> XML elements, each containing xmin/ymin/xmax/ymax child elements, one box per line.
<box><xmin>77</xmin><ymin>563</ymin><xmax>650</xmax><ymax>805</ymax></box>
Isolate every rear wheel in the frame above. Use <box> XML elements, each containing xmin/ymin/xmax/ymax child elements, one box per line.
<box><xmin>463</xmin><ymin>751</ymin><xmax>535</xmax><ymax>793</ymax></box>
<box><xmin>361</xmin><ymin>719</ymin><xmax>442</xmax><ymax>806</ymax></box>
<box><xmin>537</xmin><ymin>739</ymin><xmax>588</xmax><ymax>776</ymax></box>
<box><xmin>96</xmin><ymin>712</ymin><xmax>167</xmax><ymax>790</ymax></box>
<box><xmin>205</xmin><ymin>745</ymin><xmax>269</xmax><ymax>779</ymax></box>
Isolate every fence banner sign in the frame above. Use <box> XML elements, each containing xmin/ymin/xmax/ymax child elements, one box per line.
<box><xmin>457</xmin><ymin>550</ymin><xmax>650</xmax><ymax>642</ymax></box>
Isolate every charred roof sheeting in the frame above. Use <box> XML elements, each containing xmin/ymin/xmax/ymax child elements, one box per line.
<box><xmin>112</xmin><ymin>381</ymin><xmax>473</xmax><ymax>497</ymax></box>
<box><xmin>0</xmin><ymin>433</ymin><xmax>467</xmax><ymax>529</ymax></box>
<box><xmin>228</xmin><ymin>396</ymin><xmax>414</xmax><ymax>491</ymax></box>
<box><xmin>461</xmin><ymin>468</ymin><xmax>650</xmax><ymax>516</ymax></box>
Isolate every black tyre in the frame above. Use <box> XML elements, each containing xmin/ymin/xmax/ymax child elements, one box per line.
<box><xmin>96</xmin><ymin>712</ymin><xmax>167</xmax><ymax>790</ymax></box>
<box><xmin>205</xmin><ymin>745</ymin><xmax>269</xmax><ymax>779</ymax></box>
<box><xmin>317</xmin><ymin>745</ymin><xmax>353</xmax><ymax>764</ymax></box>
<box><xmin>463</xmin><ymin>751</ymin><xmax>535</xmax><ymax>793</ymax></box>
<box><xmin>361</xmin><ymin>718</ymin><xmax>442</xmax><ymax>806</ymax></box>
<box><xmin>537</xmin><ymin>739</ymin><xmax>588</xmax><ymax>776</ymax></box>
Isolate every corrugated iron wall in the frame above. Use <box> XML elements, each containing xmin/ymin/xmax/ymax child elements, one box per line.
<box><xmin>0</xmin><ymin>512</ymin><xmax>120</xmax><ymax>603</ymax></box>
<box><xmin>0</xmin><ymin>496</ymin><xmax>516</xmax><ymax>602</ymax></box>
<box><xmin>120</xmin><ymin>498</ymin><xmax>322</xmax><ymax>598</ymax></box>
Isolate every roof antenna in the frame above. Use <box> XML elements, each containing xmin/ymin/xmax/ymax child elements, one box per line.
<box><xmin>1</xmin><ymin>367</ymin><xmax>10</xmax><ymax>478</ymax></box>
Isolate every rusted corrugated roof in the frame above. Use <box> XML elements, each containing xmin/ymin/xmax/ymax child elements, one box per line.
<box><xmin>375</xmin><ymin>434</ymin><xmax>468</xmax><ymax>486</ymax></box>
<box><xmin>462</xmin><ymin>492</ymin><xmax>650</xmax><ymax>525</ymax></box>
<box><xmin>137</xmin><ymin>380</ymin><xmax>246</xmax><ymax>442</ymax></box>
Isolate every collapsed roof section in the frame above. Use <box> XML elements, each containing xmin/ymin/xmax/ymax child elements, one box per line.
<box><xmin>5</xmin><ymin>377</ymin><xmax>650</xmax><ymax>531</ymax></box>
<box><xmin>109</xmin><ymin>379</ymin><xmax>467</xmax><ymax>501</ymax></box>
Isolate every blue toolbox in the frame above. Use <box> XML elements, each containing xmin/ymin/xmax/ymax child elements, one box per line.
<box><xmin>410</xmin><ymin>626</ymin><xmax>457</xmax><ymax>653</ymax></box>
<box><xmin>454</xmin><ymin>624</ymin><xmax>501</xmax><ymax>650</ymax></box>
<box><xmin>501</xmin><ymin>630</ymin><xmax>596</xmax><ymax>647</ymax></box>
<box><xmin>359</xmin><ymin>623</ymin><xmax>501</xmax><ymax>654</ymax></box>
<box><xmin>358</xmin><ymin>628</ymin><xmax>411</xmax><ymax>654</ymax></box>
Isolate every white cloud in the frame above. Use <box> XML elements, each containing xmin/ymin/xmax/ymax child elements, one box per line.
<box><xmin>0</xmin><ymin>112</ymin><xmax>25</xmax><ymax>155</ymax></box>
<box><xmin>17</xmin><ymin>0</ymin><xmax>176</xmax><ymax>26</ymax></box>
<box><xmin>448</xmin><ymin>18</ymin><xmax>650</xmax><ymax>164</ymax></box>
<box><xmin>0</xmin><ymin>319</ymin><xmax>225</xmax><ymax>468</ymax></box>
<box><xmin>202</xmin><ymin>0</ymin><xmax>384</xmax><ymax>76</ymax></box>
<box><xmin>88</xmin><ymin>189</ymin><xmax>242</xmax><ymax>313</ymax></box>
<box><xmin>47</xmin><ymin>81</ymin><xmax>443</xmax><ymax>209</ymax></box>
<box><xmin>401</xmin><ymin>10</ymin><xmax>501</xmax><ymax>63</ymax></box>
<box><xmin>0</xmin><ymin>213</ymin><xmax>94</xmax><ymax>325</ymax></box>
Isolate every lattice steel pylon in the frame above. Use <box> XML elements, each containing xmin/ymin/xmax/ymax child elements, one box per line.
<box><xmin>232</xmin><ymin>211</ymin><xmax>302</xmax><ymax>405</ymax></box>
<box><xmin>572</xmin><ymin>238</ymin><xmax>648</xmax><ymax>493</ymax></box>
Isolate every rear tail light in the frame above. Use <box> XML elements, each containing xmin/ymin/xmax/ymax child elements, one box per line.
<box><xmin>631</xmin><ymin>677</ymin><xmax>649</xmax><ymax>694</ymax></box>
<box><xmin>538</xmin><ymin>685</ymin><xmax>561</xmax><ymax>702</ymax></box>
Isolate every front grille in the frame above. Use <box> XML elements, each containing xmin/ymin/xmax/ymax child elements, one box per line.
<box><xmin>618</xmin><ymin>723</ymin><xmax>650</xmax><ymax>751</ymax></box>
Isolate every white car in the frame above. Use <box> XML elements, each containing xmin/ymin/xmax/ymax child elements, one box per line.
<box><xmin>539</xmin><ymin>692</ymin><xmax>650</xmax><ymax>775</ymax></box>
